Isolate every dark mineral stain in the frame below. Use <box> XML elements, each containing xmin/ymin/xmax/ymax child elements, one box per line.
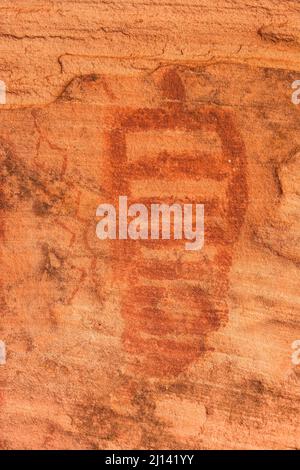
<box><xmin>40</xmin><ymin>243</ymin><xmax>64</xmax><ymax>280</ymax></box>
<box><xmin>32</xmin><ymin>200</ymin><xmax>51</xmax><ymax>216</ymax></box>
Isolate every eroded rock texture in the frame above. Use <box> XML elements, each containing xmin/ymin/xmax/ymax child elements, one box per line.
<box><xmin>0</xmin><ymin>1</ymin><xmax>299</xmax><ymax>450</ymax></box>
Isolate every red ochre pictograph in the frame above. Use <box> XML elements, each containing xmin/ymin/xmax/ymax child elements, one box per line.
<box><xmin>103</xmin><ymin>69</ymin><xmax>248</xmax><ymax>378</ymax></box>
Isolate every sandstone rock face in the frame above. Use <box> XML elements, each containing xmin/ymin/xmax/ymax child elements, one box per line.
<box><xmin>0</xmin><ymin>1</ymin><xmax>299</xmax><ymax>450</ymax></box>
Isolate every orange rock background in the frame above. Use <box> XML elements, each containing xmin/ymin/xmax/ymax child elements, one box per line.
<box><xmin>0</xmin><ymin>0</ymin><xmax>299</xmax><ymax>450</ymax></box>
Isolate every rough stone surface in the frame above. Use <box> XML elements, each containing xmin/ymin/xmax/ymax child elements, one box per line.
<box><xmin>0</xmin><ymin>0</ymin><xmax>299</xmax><ymax>450</ymax></box>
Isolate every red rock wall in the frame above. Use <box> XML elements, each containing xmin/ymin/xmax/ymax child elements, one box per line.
<box><xmin>0</xmin><ymin>1</ymin><xmax>299</xmax><ymax>450</ymax></box>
